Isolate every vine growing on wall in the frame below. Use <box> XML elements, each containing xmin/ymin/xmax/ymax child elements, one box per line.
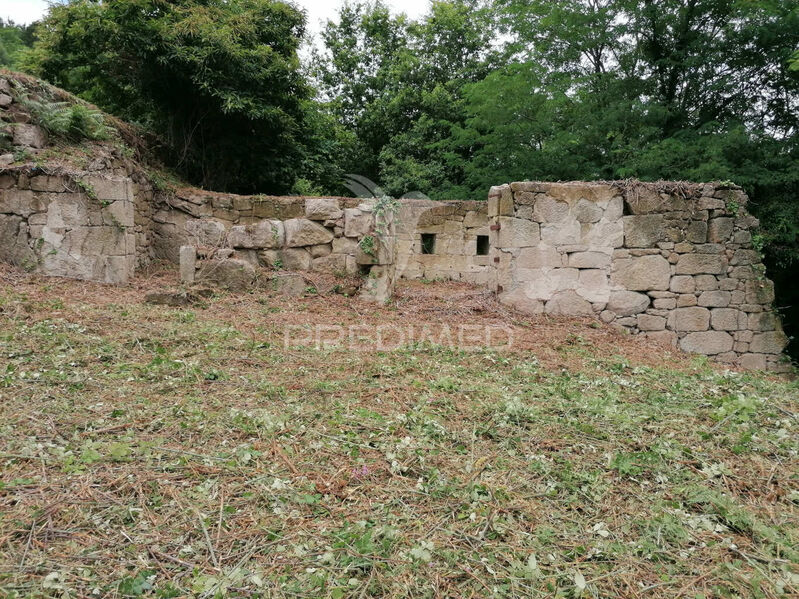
<box><xmin>373</xmin><ymin>194</ymin><xmax>400</xmax><ymax>240</ymax></box>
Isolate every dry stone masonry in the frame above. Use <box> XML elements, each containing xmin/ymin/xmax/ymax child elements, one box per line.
<box><xmin>164</xmin><ymin>191</ymin><xmax>397</xmax><ymax>303</ymax></box>
<box><xmin>0</xmin><ymin>170</ymin><xmax>137</xmax><ymax>284</ymax></box>
<box><xmin>3</xmin><ymin>73</ymin><xmax>786</xmax><ymax>367</ymax></box>
<box><xmin>0</xmin><ymin>142</ymin><xmax>788</xmax><ymax>368</ymax></box>
<box><xmin>481</xmin><ymin>182</ymin><xmax>788</xmax><ymax>372</ymax></box>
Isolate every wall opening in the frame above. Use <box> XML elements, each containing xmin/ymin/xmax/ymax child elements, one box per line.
<box><xmin>476</xmin><ymin>235</ymin><xmax>489</xmax><ymax>256</ymax></box>
<box><xmin>421</xmin><ymin>233</ymin><xmax>436</xmax><ymax>255</ymax></box>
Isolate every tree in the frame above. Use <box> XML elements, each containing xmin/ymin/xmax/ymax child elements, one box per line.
<box><xmin>312</xmin><ymin>0</ymin><xmax>500</xmax><ymax>198</ymax></box>
<box><xmin>27</xmin><ymin>0</ymin><xmax>312</xmax><ymax>194</ymax></box>
<box><xmin>0</xmin><ymin>19</ymin><xmax>36</xmax><ymax>69</ymax></box>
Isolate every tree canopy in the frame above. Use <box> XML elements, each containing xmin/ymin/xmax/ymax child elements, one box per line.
<box><xmin>25</xmin><ymin>0</ymin><xmax>312</xmax><ymax>194</ymax></box>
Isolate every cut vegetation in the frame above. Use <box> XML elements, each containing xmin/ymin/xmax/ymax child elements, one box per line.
<box><xmin>0</xmin><ymin>265</ymin><xmax>796</xmax><ymax>598</ymax></box>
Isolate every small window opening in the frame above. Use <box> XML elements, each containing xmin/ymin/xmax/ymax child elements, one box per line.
<box><xmin>421</xmin><ymin>233</ymin><xmax>436</xmax><ymax>255</ymax></box>
<box><xmin>476</xmin><ymin>235</ymin><xmax>490</xmax><ymax>256</ymax></box>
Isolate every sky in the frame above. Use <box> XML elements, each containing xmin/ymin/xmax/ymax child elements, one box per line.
<box><xmin>3</xmin><ymin>0</ymin><xmax>432</xmax><ymax>35</ymax></box>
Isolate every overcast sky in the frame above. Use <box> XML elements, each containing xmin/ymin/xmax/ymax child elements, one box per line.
<box><xmin>3</xmin><ymin>0</ymin><xmax>431</xmax><ymax>35</ymax></box>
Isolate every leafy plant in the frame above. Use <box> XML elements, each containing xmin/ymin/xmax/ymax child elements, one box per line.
<box><xmin>19</xmin><ymin>95</ymin><xmax>112</xmax><ymax>141</ymax></box>
<box><xmin>359</xmin><ymin>234</ymin><xmax>376</xmax><ymax>258</ymax></box>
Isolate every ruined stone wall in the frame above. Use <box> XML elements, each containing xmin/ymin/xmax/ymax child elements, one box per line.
<box><xmin>160</xmin><ymin>192</ymin><xmax>397</xmax><ymax>302</ymax></box>
<box><xmin>0</xmin><ymin>168</ymin><xmax>136</xmax><ymax>284</ymax></box>
<box><xmin>485</xmin><ymin>182</ymin><xmax>789</xmax><ymax>371</ymax></box>
<box><xmin>395</xmin><ymin>199</ymin><xmax>491</xmax><ymax>284</ymax></box>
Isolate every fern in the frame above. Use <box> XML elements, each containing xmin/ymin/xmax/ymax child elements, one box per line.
<box><xmin>19</xmin><ymin>96</ymin><xmax>112</xmax><ymax>141</ymax></box>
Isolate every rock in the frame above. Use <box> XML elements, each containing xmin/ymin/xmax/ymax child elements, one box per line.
<box><xmin>305</xmin><ymin>198</ymin><xmax>343</xmax><ymax>221</ymax></box>
<box><xmin>258</xmin><ymin>249</ymin><xmax>281</xmax><ymax>268</ymax></box>
<box><xmin>185</xmin><ymin>219</ymin><xmax>226</xmax><ymax>246</ymax></box>
<box><xmin>360</xmin><ymin>265</ymin><xmax>395</xmax><ymax>303</ymax></box>
<box><xmin>677</xmin><ymin>294</ymin><xmax>697</xmax><ymax>307</ymax></box>
<box><xmin>513</xmin><ymin>245</ymin><xmax>561</xmax><ymax>268</ymax></box>
<box><xmin>674</xmin><ymin>253</ymin><xmax>728</xmax><ymax>275</ymax></box>
<box><xmin>281</xmin><ymin>248</ymin><xmax>311</xmax><ymax>270</ymax></box>
<box><xmin>309</xmin><ymin>243</ymin><xmax>332</xmax><ymax>258</ymax></box>
<box><xmin>499</xmin><ymin>287</ymin><xmax>545</xmax><ymax>314</ymax></box>
<box><xmin>344</xmin><ymin>208</ymin><xmax>372</xmax><ymax>237</ymax></box>
<box><xmin>637</xmin><ymin>314</ymin><xmax>666</xmax><ymax>331</ymax></box>
<box><xmin>0</xmin><ymin>214</ymin><xmax>36</xmax><ymax>269</ymax></box>
<box><xmin>179</xmin><ymin>245</ymin><xmax>196</xmax><ymax>283</ymax></box>
<box><xmin>228</xmin><ymin>220</ymin><xmax>284</xmax><ymax>249</ymax></box>
<box><xmin>463</xmin><ymin>210</ymin><xmax>488</xmax><ymax>227</ymax></box>
<box><xmin>738</xmin><ymin>353</ymin><xmax>767</xmax><ymax>371</ymax></box>
<box><xmin>332</xmin><ymin>236</ymin><xmax>359</xmax><ymax>256</ymax></box>
<box><xmin>532</xmin><ymin>196</ymin><xmax>569</xmax><ymax>222</ymax></box>
<box><xmin>694</xmin><ymin>275</ymin><xmax>719</xmax><ymax>291</ymax></box>
<box><xmin>145</xmin><ymin>292</ymin><xmax>197</xmax><ymax>307</ymax></box>
<box><xmin>686</xmin><ymin>221</ymin><xmax>707</xmax><ymax>243</ymax></box>
<box><xmin>697</xmin><ymin>290</ymin><xmax>731</xmax><ymax>308</ymax></box>
<box><xmin>669</xmin><ymin>275</ymin><xmax>695</xmax><ymax>293</ymax></box>
<box><xmin>667</xmin><ymin>307</ymin><xmax>711</xmax><ymax>331</ymax></box>
<box><xmin>731</xmin><ymin>249</ymin><xmax>760</xmax><ymax>266</ymax></box>
<box><xmin>540</xmin><ymin>220</ymin><xmax>581</xmax><ymax>245</ymax></box>
<box><xmin>265</xmin><ymin>273</ymin><xmax>308</xmax><ymax>296</ymax></box>
<box><xmin>708</xmin><ymin>218</ymin><xmax>734</xmax><ymax>243</ymax></box>
<box><xmin>199</xmin><ymin>258</ymin><xmax>256</xmax><ymax>291</ymax></box>
<box><xmin>500</xmin><ymin>195</ymin><xmax>515</xmax><ymax>217</ymax></box>
<box><xmin>606</xmin><ymin>290</ymin><xmax>650</xmax><ymax>316</ymax></box>
<box><xmin>575</xmin><ymin>269</ymin><xmax>609</xmax><ymax>303</ymax></box>
<box><xmin>748</xmin><ymin>312</ymin><xmax>779</xmax><ymax>332</ymax></box>
<box><xmin>568</xmin><ymin>251</ymin><xmax>610</xmax><ymax>269</ymax></box>
<box><xmin>744</xmin><ymin>280</ymin><xmax>775</xmax><ymax>305</ymax></box>
<box><xmin>13</xmin><ymin>124</ymin><xmax>48</xmax><ymax>148</ymax></box>
<box><xmin>611</xmin><ymin>255</ymin><xmax>671</xmax><ymax>291</ymax></box>
<box><xmin>0</xmin><ymin>93</ymin><xmax>11</xmax><ymax>107</ymax></box>
<box><xmin>749</xmin><ymin>331</ymin><xmax>788</xmax><ymax>354</ymax></box>
<box><xmin>679</xmin><ymin>331</ymin><xmax>734</xmax><ymax>355</ymax></box>
<box><xmin>82</xmin><ymin>176</ymin><xmax>131</xmax><ymax>202</ymax></box>
<box><xmin>604</xmin><ymin>196</ymin><xmax>624</xmax><ymax>221</ymax></box>
<box><xmin>623</xmin><ymin>215</ymin><xmax>664</xmax><ymax>247</ymax></box>
<box><xmin>710</xmin><ymin>308</ymin><xmax>743</xmax><ymax>331</ymax></box>
<box><xmin>573</xmin><ymin>199</ymin><xmax>603</xmax><ymax>223</ymax></box>
<box><xmin>496</xmin><ymin>216</ymin><xmax>540</xmax><ymax>248</ymax></box>
<box><xmin>652</xmin><ymin>298</ymin><xmax>676</xmax><ymax>310</ymax></box>
<box><xmin>544</xmin><ymin>290</ymin><xmax>594</xmax><ymax>316</ymax></box>
<box><xmin>284</xmin><ymin>218</ymin><xmax>334</xmax><ymax>247</ymax></box>
<box><xmin>312</xmin><ymin>254</ymin><xmax>349</xmax><ymax>273</ymax></box>
<box><xmin>583</xmin><ymin>220</ymin><xmax>624</xmax><ymax>248</ymax></box>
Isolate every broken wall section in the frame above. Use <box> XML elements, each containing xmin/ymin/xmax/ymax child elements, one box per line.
<box><xmin>395</xmin><ymin>199</ymin><xmax>492</xmax><ymax>284</ymax></box>
<box><xmin>167</xmin><ymin>193</ymin><xmax>397</xmax><ymax>303</ymax></box>
<box><xmin>489</xmin><ymin>181</ymin><xmax>789</xmax><ymax>371</ymax></box>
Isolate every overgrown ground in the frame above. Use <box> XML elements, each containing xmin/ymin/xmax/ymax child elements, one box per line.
<box><xmin>0</xmin><ymin>264</ymin><xmax>797</xmax><ymax>598</ymax></box>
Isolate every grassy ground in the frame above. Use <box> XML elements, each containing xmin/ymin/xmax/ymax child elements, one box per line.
<box><xmin>0</xmin><ymin>264</ymin><xmax>797</xmax><ymax>598</ymax></box>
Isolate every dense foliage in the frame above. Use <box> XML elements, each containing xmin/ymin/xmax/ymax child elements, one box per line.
<box><xmin>12</xmin><ymin>0</ymin><xmax>799</xmax><ymax>354</ymax></box>
<box><xmin>25</xmin><ymin>0</ymin><xmax>311</xmax><ymax>194</ymax></box>
<box><xmin>0</xmin><ymin>19</ymin><xmax>35</xmax><ymax>69</ymax></box>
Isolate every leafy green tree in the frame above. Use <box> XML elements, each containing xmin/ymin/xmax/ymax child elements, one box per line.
<box><xmin>313</xmin><ymin>0</ymin><xmax>500</xmax><ymax>198</ymax></box>
<box><xmin>27</xmin><ymin>0</ymin><xmax>311</xmax><ymax>194</ymax></box>
<box><xmin>0</xmin><ymin>19</ymin><xmax>36</xmax><ymax>69</ymax></box>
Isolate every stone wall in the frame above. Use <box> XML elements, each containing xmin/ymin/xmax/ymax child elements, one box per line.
<box><xmin>485</xmin><ymin>182</ymin><xmax>789</xmax><ymax>371</ymax></box>
<box><xmin>0</xmin><ymin>168</ymin><xmax>136</xmax><ymax>284</ymax></box>
<box><xmin>0</xmin><ymin>161</ymin><xmax>789</xmax><ymax>369</ymax></box>
<box><xmin>395</xmin><ymin>199</ymin><xmax>491</xmax><ymax>284</ymax></box>
<box><xmin>167</xmin><ymin>193</ymin><xmax>397</xmax><ymax>303</ymax></box>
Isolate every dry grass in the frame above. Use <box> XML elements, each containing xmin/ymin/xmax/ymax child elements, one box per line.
<box><xmin>0</xmin><ymin>264</ymin><xmax>796</xmax><ymax>598</ymax></box>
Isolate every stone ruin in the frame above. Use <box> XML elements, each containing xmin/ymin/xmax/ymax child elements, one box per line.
<box><xmin>0</xmin><ymin>164</ymin><xmax>789</xmax><ymax>370</ymax></box>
